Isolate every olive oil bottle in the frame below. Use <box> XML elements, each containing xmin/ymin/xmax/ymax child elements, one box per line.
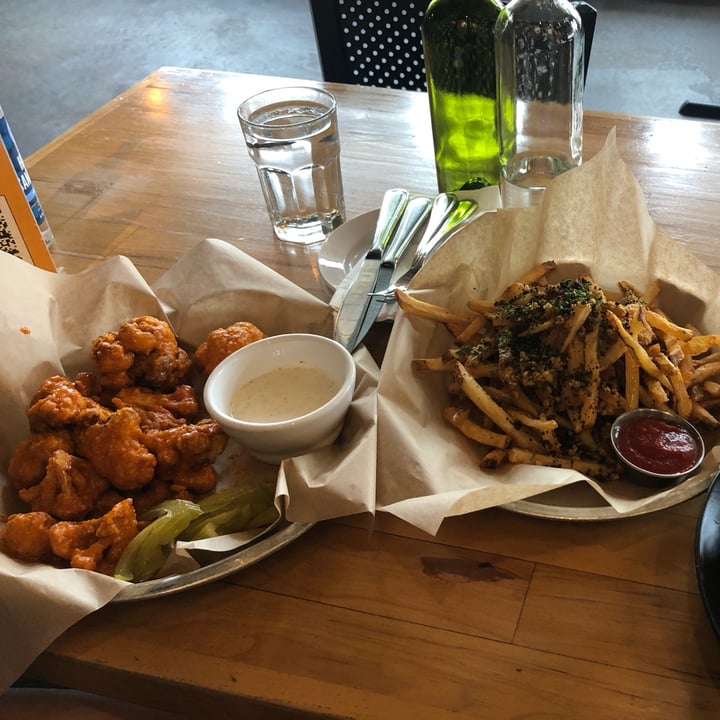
<box><xmin>422</xmin><ymin>0</ymin><xmax>504</xmax><ymax>192</ymax></box>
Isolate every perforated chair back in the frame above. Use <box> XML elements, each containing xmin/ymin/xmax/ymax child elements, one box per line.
<box><xmin>309</xmin><ymin>0</ymin><xmax>427</xmax><ymax>90</ymax></box>
<box><xmin>309</xmin><ymin>1</ymin><xmax>596</xmax><ymax>92</ymax></box>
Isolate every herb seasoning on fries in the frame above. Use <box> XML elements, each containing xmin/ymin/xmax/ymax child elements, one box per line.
<box><xmin>398</xmin><ymin>261</ymin><xmax>720</xmax><ymax>481</ymax></box>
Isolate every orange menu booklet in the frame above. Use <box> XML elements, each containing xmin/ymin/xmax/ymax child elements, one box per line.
<box><xmin>0</xmin><ymin>142</ymin><xmax>55</xmax><ymax>272</ymax></box>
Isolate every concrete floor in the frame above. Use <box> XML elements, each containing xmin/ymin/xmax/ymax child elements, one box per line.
<box><xmin>0</xmin><ymin>0</ymin><xmax>718</xmax><ymax>157</ymax></box>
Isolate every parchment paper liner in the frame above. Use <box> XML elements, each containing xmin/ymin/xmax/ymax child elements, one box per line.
<box><xmin>376</xmin><ymin>129</ymin><xmax>720</xmax><ymax>534</ymax></box>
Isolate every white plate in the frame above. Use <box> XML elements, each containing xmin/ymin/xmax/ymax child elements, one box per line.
<box><xmin>319</xmin><ymin>188</ymin><xmax>502</xmax><ymax>291</ymax></box>
<box><xmin>319</xmin><ymin>208</ymin><xmax>427</xmax><ymax>292</ymax></box>
<box><xmin>319</xmin><ymin>209</ymin><xmax>381</xmax><ymax>291</ymax></box>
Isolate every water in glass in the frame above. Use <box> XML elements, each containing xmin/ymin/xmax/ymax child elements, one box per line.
<box><xmin>240</xmin><ymin>90</ymin><xmax>345</xmax><ymax>244</ymax></box>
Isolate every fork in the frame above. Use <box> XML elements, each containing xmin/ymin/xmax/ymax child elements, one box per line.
<box><xmin>369</xmin><ymin>196</ymin><xmax>478</xmax><ymax>303</ymax></box>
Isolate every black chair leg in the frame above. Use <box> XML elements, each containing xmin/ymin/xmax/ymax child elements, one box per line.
<box><xmin>679</xmin><ymin>101</ymin><xmax>720</xmax><ymax>120</ymax></box>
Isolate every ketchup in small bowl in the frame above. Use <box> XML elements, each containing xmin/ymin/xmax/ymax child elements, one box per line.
<box><xmin>610</xmin><ymin>409</ymin><xmax>705</xmax><ymax>486</ymax></box>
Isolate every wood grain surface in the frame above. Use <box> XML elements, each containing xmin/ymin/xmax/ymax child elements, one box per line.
<box><xmin>19</xmin><ymin>68</ymin><xmax>720</xmax><ymax>718</ymax></box>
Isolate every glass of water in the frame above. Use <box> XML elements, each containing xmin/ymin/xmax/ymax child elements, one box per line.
<box><xmin>238</xmin><ymin>86</ymin><xmax>346</xmax><ymax>245</ymax></box>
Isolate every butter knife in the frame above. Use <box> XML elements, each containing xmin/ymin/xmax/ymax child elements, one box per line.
<box><xmin>346</xmin><ymin>195</ymin><xmax>433</xmax><ymax>351</ymax></box>
<box><xmin>334</xmin><ymin>188</ymin><xmax>409</xmax><ymax>348</ymax></box>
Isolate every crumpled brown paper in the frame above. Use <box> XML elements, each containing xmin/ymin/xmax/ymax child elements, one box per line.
<box><xmin>0</xmin><ymin>238</ymin><xmax>379</xmax><ymax>690</ymax></box>
<box><xmin>376</xmin><ymin>129</ymin><xmax>720</xmax><ymax>534</ymax></box>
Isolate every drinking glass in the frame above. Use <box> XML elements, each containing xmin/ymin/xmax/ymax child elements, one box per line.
<box><xmin>238</xmin><ymin>86</ymin><xmax>346</xmax><ymax>245</ymax></box>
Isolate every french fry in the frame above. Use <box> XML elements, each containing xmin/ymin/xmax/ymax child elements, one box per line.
<box><xmin>562</xmin><ymin>335</ymin><xmax>586</xmax><ymax>433</ymax></box>
<box><xmin>506</xmin><ymin>448</ymin><xmax>618</xmax><ymax>480</ymax></box>
<box><xmin>616</xmin><ymin>279</ymin><xmax>644</xmax><ymax>301</ymax></box>
<box><xmin>479</xmin><ymin>448</ymin><xmax>508</xmax><ymax>469</ymax></box>
<box><xmin>702</xmin><ymin>380</ymin><xmax>720</xmax><ymax>397</ymax></box>
<box><xmin>624</xmin><ymin>351</ymin><xmax>640</xmax><ymax>410</ymax></box>
<box><xmin>442</xmin><ymin>406</ymin><xmax>509</xmax><ymax>449</ymax></box>
<box><xmin>561</xmin><ymin>303</ymin><xmax>592</xmax><ymax>352</ymax></box>
<box><xmin>461</xmin><ymin>362</ymin><xmax>500</xmax><ymax>379</ymax></box>
<box><xmin>661</xmin><ymin>333</ymin><xmax>694</xmax><ymax>384</ymax></box>
<box><xmin>691</xmin><ymin>402</ymin><xmax>720</xmax><ymax>427</ymax></box>
<box><xmin>598</xmin><ymin>383</ymin><xmax>626</xmax><ymax>416</ymax></box>
<box><xmin>578</xmin><ymin>324</ymin><xmax>600</xmax><ymax>430</ymax></box>
<box><xmin>640</xmin><ymin>280</ymin><xmax>661</xmax><ymax>305</ymax></box>
<box><xmin>507</xmin><ymin>408</ymin><xmax>558</xmax><ymax>433</ymax></box>
<box><xmin>696</xmin><ymin>350</ymin><xmax>720</xmax><ymax>366</ymax></box>
<box><xmin>692</xmin><ymin>361</ymin><xmax>720</xmax><ymax>385</ymax></box>
<box><xmin>646</xmin><ymin>309</ymin><xmax>694</xmax><ymax>341</ymax></box>
<box><xmin>655</xmin><ymin>353</ymin><xmax>692</xmax><ymax>418</ymax></box>
<box><xmin>640</xmin><ymin>379</ymin><xmax>670</xmax><ymax>409</ymax></box>
<box><xmin>466</xmin><ymin>298</ymin><xmax>495</xmax><ymax>315</ymax></box>
<box><xmin>455</xmin><ymin>314</ymin><xmax>487</xmax><ymax>343</ymax></box>
<box><xmin>395</xmin><ymin>289</ymin><xmax>477</xmax><ymax>326</ymax></box>
<box><xmin>516</xmin><ymin>260</ymin><xmax>557</xmax><ymax>286</ymax></box>
<box><xmin>605</xmin><ymin>311</ymin><xmax>671</xmax><ymax>390</ymax></box>
<box><xmin>686</xmin><ymin>334</ymin><xmax>720</xmax><ymax>356</ymax></box>
<box><xmin>494</xmin><ymin>261</ymin><xmax>558</xmax><ymax>303</ymax></box>
<box><xmin>453</xmin><ymin>361</ymin><xmax>544</xmax><ymax>452</ymax></box>
<box><xmin>508</xmin><ymin>386</ymin><xmax>542</xmax><ymax>416</ymax></box>
<box><xmin>598</xmin><ymin>337</ymin><xmax>626</xmax><ymax>370</ymax></box>
<box><xmin>412</xmin><ymin>356</ymin><xmax>454</xmax><ymax>372</ymax></box>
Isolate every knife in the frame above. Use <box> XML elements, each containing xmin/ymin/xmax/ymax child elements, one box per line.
<box><xmin>334</xmin><ymin>188</ymin><xmax>409</xmax><ymax>348</ymax></box>
<box><xmin>345</xmin><ymin>195</ymin><xmax>433</xmax><ymax>351</ymax></box>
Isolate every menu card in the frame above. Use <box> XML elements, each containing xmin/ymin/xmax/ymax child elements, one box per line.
<box><xmin>0</xmin><ymin>138</ymin><xmax>55</xmax><ymax>271</ymax></box>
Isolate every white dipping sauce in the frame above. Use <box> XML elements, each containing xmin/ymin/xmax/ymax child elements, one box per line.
<box><xmin>230</xmin><ymin>364</ymin><xmax>340</xmax><ymax>422</ymax></box>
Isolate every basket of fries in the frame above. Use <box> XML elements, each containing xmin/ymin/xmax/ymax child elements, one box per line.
<box><xmin>376</xmin><ymin>131</ymin><xmax>720</xmax><ymax>534</ymax></box>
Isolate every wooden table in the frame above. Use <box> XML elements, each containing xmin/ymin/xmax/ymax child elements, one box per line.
<box><xmin>20</xmin><ymin>67</ymin><xmax>720</xmax><ymax>718</ymax></box>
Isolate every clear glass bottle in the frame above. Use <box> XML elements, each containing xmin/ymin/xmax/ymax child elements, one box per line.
<box><xmin>422</xmin><ymin>0</ymin><xmax>504</xmax><ymax>192</ymax></box>
<box><xmin>0</xmin><ymin>104</ymin><xmax>55</xmax><ymax>246</ymax></box>
<box><xmin>495</xmin><ymin>0</ymin><xmax>585</xmax><ymax>207</ymax></box>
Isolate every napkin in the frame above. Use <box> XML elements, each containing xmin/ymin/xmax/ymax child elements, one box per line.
<box><xmin>0</xmin><ymin>238</ymin><xmax>379</xmax><ymax>690</ymax></box>
<box><xmin>376</xmin><ymin>129</ymin><xmax>720</xmax><ymax>534</ymax></box>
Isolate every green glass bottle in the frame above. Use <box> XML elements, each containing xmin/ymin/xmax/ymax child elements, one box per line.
<box><xmin>422</xmin><ymin>0</ymin><xmax>504</xmax><ymax>192</ymax></box>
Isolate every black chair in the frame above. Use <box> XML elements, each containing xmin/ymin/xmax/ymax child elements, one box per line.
<box><xmin>679</xmin><ymin>101</ymin><xmax>720</xmax><ymax>121</ymax></box>
<box><xmin>309</xmin><ymin>1</ymin><xmax>596</xmax><ymax>92</ymax></box>
<box><xmin>309</xmin><ymin>0</ymin><xmax>428</xmax><ymax>90</ymax></box>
